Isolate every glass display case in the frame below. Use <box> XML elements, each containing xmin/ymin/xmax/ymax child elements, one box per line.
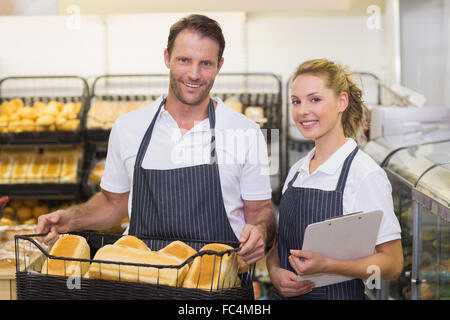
<box><xmin>411</xmin><ymin>162</ymin><xmax>450</xmax><ymax>300</ymax></box>
<box><xmin>364</xmin><ymin>138</ymin><xmax>450</xmax><ymax>300</ymax></box>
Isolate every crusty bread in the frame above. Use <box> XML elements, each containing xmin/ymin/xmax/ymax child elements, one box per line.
<box><xmin>87</xmin><ymin>245</ymin><xmax>189</xmax><ymax>287</ymax></box>
<box><xmin>113</xmin><ymin>235</ymin><xmax>150</xmax><ymax>251</ymax></box>
<box><xmin>41</xmin><ymin>234</ymin><xmax>90</xmax><ymax>277</ymax></box>
<box><xmin>182</xmin><ymin>243</ymin><xmax>241</xmax><ymax>290</ymax></box>
<box><xmin>27</xmin><ymin>154</ymin><xmax>46</xmax><ymax>183</ymax></box>
<box><xmin>159</xmin><ymin>241</ymin><xmax>197</xmax><ymax>262</ymax></box>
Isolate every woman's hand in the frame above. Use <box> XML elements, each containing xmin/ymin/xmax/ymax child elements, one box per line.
<box><xmin>289</xmin><ymin>250</ymin><xmax>328</xmax><ymax>275</ymax></box>
<box><xmin>268</xmin><ymin>266</ymin><xmax>315</xmax><ymax>298</ymax></box>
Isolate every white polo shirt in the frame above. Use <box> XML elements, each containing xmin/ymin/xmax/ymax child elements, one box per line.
<box><xmin>101</xmin><ymin>95</ymin><xmax>272</xmax><ymax>239</ymax></box>
<box><xmin>282</xmin><ymin>138</ymin><xmax>401</xmax><ymax>246</ymax></box>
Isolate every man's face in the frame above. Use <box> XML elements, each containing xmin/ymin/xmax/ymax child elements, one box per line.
<box><xmin>164</xmin><ymin>29</ymin><xmax>224</xmax><ymax>106</ymax></box>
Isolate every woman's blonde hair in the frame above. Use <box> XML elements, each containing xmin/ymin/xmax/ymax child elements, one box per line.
<box><xmin>291</xmin><ymin>58</ymin><xmax>369</xmax><ymax>143</ymax></box>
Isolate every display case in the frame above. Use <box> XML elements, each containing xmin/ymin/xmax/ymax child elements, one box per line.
<box><xmin>364</xmin><ymin>138</ymin><xmax>450</xmax><ymax>300</ymax></box>
<box><xmin>411</xmin><ymin>162</ymin><xmax>450</xmax><ymax>300</ymax></box>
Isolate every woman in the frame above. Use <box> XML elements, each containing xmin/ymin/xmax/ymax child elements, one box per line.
<box><xmin>267</xmin><ymin>58</ymin><xmax>403</xmax><ymax>300</ymax></box>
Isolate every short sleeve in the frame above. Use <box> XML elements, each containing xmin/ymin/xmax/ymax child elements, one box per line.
<box><xmin>100</xmin><ymin>120</ymin><xmax>132</xmax><ymax>193</ymax></box>
<box><xmin>350</xmin><ymin>170</ymin><xmax>402</xmax><ymax>245</ymax></box>
<box><xmin>240</xmin><ymin>128</ymin><xmax>272</xmax><ymax>200</ymax></box>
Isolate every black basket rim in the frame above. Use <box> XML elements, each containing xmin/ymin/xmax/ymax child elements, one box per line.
<box><xmin>15</xmin><ymin>232</ymin><xmax>244</xmax><ymax>270</ymax></box>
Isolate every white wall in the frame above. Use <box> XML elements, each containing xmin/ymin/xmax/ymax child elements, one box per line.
<box><xmin>0</xmin><ymin>15</ymin><xmax>105</xmax><ymax>78</ymax></box>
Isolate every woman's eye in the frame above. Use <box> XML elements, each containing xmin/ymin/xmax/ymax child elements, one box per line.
<box><xmin>311</xmin><ymin>97</ymin><xmax>321</xmax><ymax>102</ymax></box>
<box><xmin>291</xmin><ymin>100</ymin><xmax>300</xmax><ymax>105</ymax></box>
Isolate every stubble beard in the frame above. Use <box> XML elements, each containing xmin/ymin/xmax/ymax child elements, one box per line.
<box><xmin>169</xmin><ymin>72</ymin><xmax>215</xmax><ymax>106</ymax></box>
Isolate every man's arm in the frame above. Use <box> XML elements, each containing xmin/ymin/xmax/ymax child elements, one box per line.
<box><xmin>238</xmin><ymin>199</ymin><xmax>276</xmax><ymax>264</ymax></box>
<box><xmin>37</xmin><ymin>189</ymin><xmax>129</xmax><ymax>244</ymax></box>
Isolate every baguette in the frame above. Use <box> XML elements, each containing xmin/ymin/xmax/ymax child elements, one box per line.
<box><xmin>159</xmin><ymin>240</ymin><xmax>197</xmax><ymax>262</ymax></box>
<box><xmin>88</xmin><ymin>245</ymin><xmax>189</xmax><ymax>287</ymax></box>
<box><xmin>113</xmin><ymin>235</ymin><xmax>151</xmax><ymax>251</ymax></box>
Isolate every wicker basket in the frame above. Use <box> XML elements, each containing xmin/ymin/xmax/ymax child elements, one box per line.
<box><xmin>14</xmin><ymin>231</ymin><xmax>255</xmax><ymax>300</ymax></box>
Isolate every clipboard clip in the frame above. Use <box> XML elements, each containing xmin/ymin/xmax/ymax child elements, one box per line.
<box><xmin>325</xmin><ymin>211</ymin><xmax>363</xmax><ymax>221</ymax></box>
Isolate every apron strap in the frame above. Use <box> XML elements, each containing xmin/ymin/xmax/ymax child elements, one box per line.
<box><xmin>134</xmin><ymin>98</ymin><xmax>217</xmax><ymax>168</ymax></box>
<box><xmin>287</xmin><ymin>171</ymin><xmax>301</xmax><ymax>188</ymax></box>
<box><xmin>335</xmin><ymin>146</ymin><xmax>359</xmax><ymax>193</ymax></box>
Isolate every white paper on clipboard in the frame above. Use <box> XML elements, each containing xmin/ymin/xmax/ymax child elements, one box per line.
<box><xmin>296</xmin><ymin>210</ymin><xmax>383</xmax><ymax>288</ymax></box>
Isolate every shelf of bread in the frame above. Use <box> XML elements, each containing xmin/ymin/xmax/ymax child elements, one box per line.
<box><xmin>0</xmin><ymin>146</ymin><xmax>84</xmax><ymax>198</ymax></box>
<box><xmin>0</xmin><ymin>98</ymin><xmax>84</xmax><ymax>144</ymax></box>
<box><xmin>85</xmin><ymin>99</ymin><xmax>154</xmax><ymax>142</ymax></box>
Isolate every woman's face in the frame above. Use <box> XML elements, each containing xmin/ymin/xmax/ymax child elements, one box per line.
<box><xmin>290</xmin><ymin>73</ymin><xmax>348</xmax><ymax>141</ymax></box>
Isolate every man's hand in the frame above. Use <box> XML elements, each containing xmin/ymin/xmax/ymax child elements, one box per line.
<box><xmin>36</xmin><ymin>210</ymin><xmax>72</xmax><ymax>245</ymax></box>
<box><xmin>238</xmin><ymin>223</ymin><xmax>266</xmax><ymax>264</ymax></box>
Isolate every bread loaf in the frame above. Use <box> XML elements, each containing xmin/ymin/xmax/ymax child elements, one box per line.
<box><xmin>87</xmin><ymin>245</ymin><xmax>189</xmax><ymax>287</ymax></box>
<box><xmin>113</xmin><ymin>235</ymin><xmax>150</xmax><ymax>251</ymax></box>
<box><xmin>27</xmin><ymin>154</ymin><xmax>46</xmax><ymax>183</ymax></box>
<box><xmin>0</xmin><ymin>154</ymin><xmax>13</xmax><ymax>183</ymax></box>
<box><xmin>159</xmin><ymin>241</ymin><xmax>197</xmax><ymax>262</ymax></box>
<box><xmin>41</xmin><ymin>234</ymin><xmax>91</xmax><ymax>277</ymax></box>
<box><xmin>182</xmin><ymin>243</ymin><xmax>241</xmax><ymax>290</ymax></box>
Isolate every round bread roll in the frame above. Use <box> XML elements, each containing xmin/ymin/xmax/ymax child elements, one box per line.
<box><xmin>36</xmin><ymin>115</ymin><xmax>56</xmax><ymax>126</ymax></box>
<box><xmin>8</xmin><ymin>112</ymin><xmax>20</xmax><ymax>122</ymax></box>
<box><xmin>23</xmin><ymin>199</ymin><xmax>39</xmax><ymax>207</ymax></box>
<box><xmin>60</xmin><ymin>103</ymin><xmax>75</xmax><ymax>117</ymax></box>
<box><xmin>16</xmin><ymin>206</ymin><xmax>33</xmax><ymax>222</ymax></box>
<box><xmin>0</xmin><ymin>217</ymin><xmax>14</xmax><ymax>226</ymax></box>
<box><xmin>10</xmin><ymin>98</ymin><xmax>24</xmax><ymax>109</ymax></box>
<box><xmin>2</xmin><ymin>207</ymin><xmax>15</xmax><ymax>220</ymax></box>
<box><xmin>9</xmin><ymin>200</ymin><xmax>23</xmax><ymax>210</ymax></box>
<box><xmin>19</xmin><ymin>107</ymin><xmax>38</xmax><ymax>120</ymax></box>
<box><xmin>18</xmin><ymin>119</ymin><xmax>35</xmax><ymax>132</ymax></box>
<box><xmin>32</xmin><ymin>204</ymin><xmax>48</xmax><ymax>219</ymax></box>
<box><xmin>23</xmin><ymin>218</ymin><xmax>37</xmax><ymax>225</ymax></box>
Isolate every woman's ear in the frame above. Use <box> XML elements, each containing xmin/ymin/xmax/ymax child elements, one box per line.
<box><xmin>338</xmin><ymin>91</ymin><xmax>349</xmax><ymax>113</ymax></box>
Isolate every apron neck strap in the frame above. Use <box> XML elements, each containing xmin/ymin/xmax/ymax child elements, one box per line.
<box><xmin>335</xmin><ymin>146</ymin><xmax>359</xmax><ymax>193</ymax></box>
<box><xmin>135</xmin><ymin>97</ymin><xmax>217</xmax><ymax>168</ymax></box>
<box><xmin>287</xmin><ymin>146</ymin><xmax>359</xmax><ymax>192</ymax></box>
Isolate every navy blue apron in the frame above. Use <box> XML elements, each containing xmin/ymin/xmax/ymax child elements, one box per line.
<box><xmin>128</xmin><ymin>98</ymin><xmax>239</xmax><ymax>251</ymax></box>
<box><xmin>276</xmin><ymin>146</ymin><xmax>365</xmax><ymax>300</ymax></box>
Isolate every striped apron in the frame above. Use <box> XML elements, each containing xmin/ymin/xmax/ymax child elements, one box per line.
<box><xmin>276</xmin><ymin>146</ymin><xmax>365</xmax><ymax>300</ymax></box>
<box><xmin>128</xmin><ymin>98</ymin><xmax>239</xmax><ymax>250</ymax></box>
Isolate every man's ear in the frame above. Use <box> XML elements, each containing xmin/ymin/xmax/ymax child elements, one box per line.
<box><xmin>164</xmin><ymin>48</ymin><xmax>170</xmax><ymax>68</ymax></box>
<box><xmin>217</xmin><ymin>57</ymin><xmax>224</xmax><ymax>73</ymax></box>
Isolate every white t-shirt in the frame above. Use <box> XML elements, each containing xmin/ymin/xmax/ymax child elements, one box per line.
<box><xmin>101</xmin><ymin>95</ymin><xmax>272</xmax><ymax>238</ymax></box>
<box><xmin>282</xmin><ymin>138</ymin><xmax>401</xmax><ymax>246</ymax></box>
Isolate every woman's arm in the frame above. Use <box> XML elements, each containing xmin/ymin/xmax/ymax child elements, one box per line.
<box><xmin>290</xmin><ymin>239</ymin><xmax>403</xmax><ymax>281</ymax></box>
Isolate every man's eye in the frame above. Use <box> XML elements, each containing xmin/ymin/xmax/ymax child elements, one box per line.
<box><xmin>201</xmin><ymin>61</ymin><xmax>211</xmax><ymax>66</ymax></box>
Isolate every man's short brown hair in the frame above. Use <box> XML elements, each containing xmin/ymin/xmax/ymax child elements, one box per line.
<box><xmin>167</xmin><ymin>14</ymin><xmax>225</xmax><ymax>63</ymax></box>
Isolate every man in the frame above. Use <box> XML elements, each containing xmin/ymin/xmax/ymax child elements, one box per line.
<box><xmin>37</xmin><ymin>14</ymin><xmax>275</xmax><ymax>265</ymax></box>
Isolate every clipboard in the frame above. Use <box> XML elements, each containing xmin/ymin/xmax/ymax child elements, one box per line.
<box><xmin>296</xmin><ymin>210</ymin><xmax>383</xmax><ymax>288</ymax></box>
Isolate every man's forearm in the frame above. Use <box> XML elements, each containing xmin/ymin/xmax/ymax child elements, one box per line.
<box><xmin>68</xmin><ymin>191</ymin><xmax>129</xmax><ymax>231</ymax></box>
<box><xmin>244</xmin><ymin>199</ymin><xmax>276</xmax><ymax>246</ymax></box>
